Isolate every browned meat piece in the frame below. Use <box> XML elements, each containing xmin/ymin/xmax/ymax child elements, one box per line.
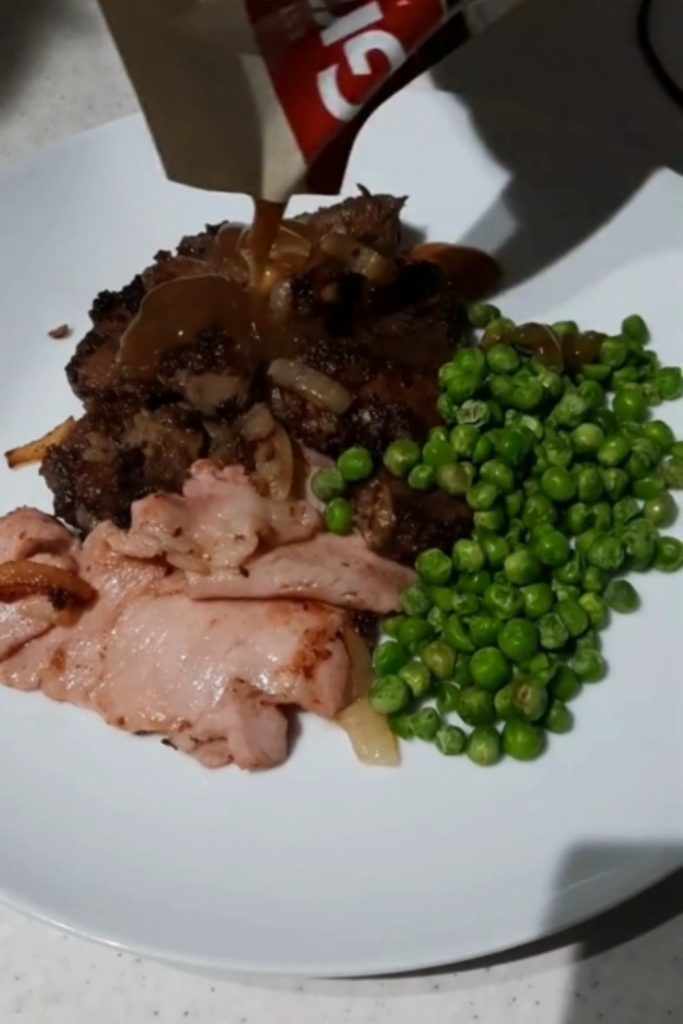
<box><xmin>42</xmin><ymin>403</ymin><xmax>207</xmax><ymax>531</ymax></box>
<box><xmin>296</xmin><ymin>193</ymin><xmax>406</xmax><ymax>256</ymax></box>
<box><xmin>353</xmin><ymin>474</ymin><xmax>472</xmax><ymax>565</ymax></box>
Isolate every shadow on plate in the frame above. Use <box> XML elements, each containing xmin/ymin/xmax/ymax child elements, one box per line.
<box><xmin>429</xmin><ymin>0</ymin><xmax>682</xmax><ymax>289</ymax></box>
<box><xmin>0</xmin><ymin>0</ymin><xmax>96</xmax><ymax>108</ymax></box>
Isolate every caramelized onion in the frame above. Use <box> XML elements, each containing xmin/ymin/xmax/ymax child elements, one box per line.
<box><xmin>238</xmin><ymin>403</ymin><xmax>276</xmax><ymax>442</ymax></box>
<box><xmin>410</xmin><ymin>242</ymin><xmax>501</xmax><ymax>299</ymax></box>
<box><xmin>337</xmin><ymin>627</ymin><xmax>399</xmax><ymax>767</ymax></box>
<box><xmin>0</xmin><ymin>561</ymin><xmax>95</xmax><ymax>607</ymax></box>
<box><xmin>268</xmin><ymin>359</ymin><xmax>352</xmax><ymax>414</ymax></box>
<box><xmin>254</xmin><ymin>423</ymin><xmax>293</xmax><ymax>500</ymax></box>
<box><xmin>319</xmin><ymin>233</ymin><xmax>393</xmax><ymax>283</ymax></box>
<box><xmin>562</xmin><ymin>331</ymin><xmax>606</xmax><ymax>373</ymax></box>
<box><xmin>5</xmin><ymin>416</ymin><xmax>76</xmax><ymax>468</ymax></box>
<box><xmin>515</xmin><ymin>323</ymin><xmax>563</xmax><ymax>366</ymax></box>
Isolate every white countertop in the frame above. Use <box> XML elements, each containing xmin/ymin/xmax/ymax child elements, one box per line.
<box><xmin>1</xmin><ymin>1</ymin><xmax>682</xmax><ymax>1020</ymax></box>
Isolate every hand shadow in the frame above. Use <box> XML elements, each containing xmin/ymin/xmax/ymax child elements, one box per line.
<box><xmin>0</xmin><ymin>0</ymin><xmax>92</xmax><ymax>111</ymax></box>
<box><xmin>429</xmin><ymin>0</ymin><xmax>683</xmax><ymax>289</ymax></box>
<box><xmin>546</xmin><ymin>845</ymin><xmax>683</xmax><ymax>1024</ymax></box>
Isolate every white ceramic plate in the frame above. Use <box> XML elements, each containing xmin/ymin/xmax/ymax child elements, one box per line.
<box><xmin>0</xmin><ymin>91</ymin><xmax>681</xmax><ymax>977</ymax></box>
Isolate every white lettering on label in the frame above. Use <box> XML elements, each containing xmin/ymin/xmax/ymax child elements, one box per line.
<box><xmin>317</xmin><ymin>19</ymin><xmax>407</xmax><ymax>122</ymax></box>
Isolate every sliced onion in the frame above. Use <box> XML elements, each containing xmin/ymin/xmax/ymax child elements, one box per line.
<box><xmin>238</xmin><ymin>403</ymin><xmax>276</xmax><ymax>443</ymax></box>
<box><xmin>5</xmin><ymin>417</ymin><xmax>76</xmax><ymax>468</ymax></box>
<box><xmin>319</xmin><ymin>233</ymin><xmax>393</xmax><ymax>283</ymax></box>
<box><xmin>0</xmin><ymin>561</ymin><xmax>96</xmax><ymax>607</ymax></box>
<box><xmin>254</xmin><ymin>423</ymin><xmax>293</xmax><ymax>500</ymax></box>
<box><xmin>337</xmin><ymin>627</ymin><xmax>399</xmax><ymax>767</ymax></box>
<box><xmin>268</xmin><ymin>359</ymin><xmax>351</xmax><ymax>414</ymax></box>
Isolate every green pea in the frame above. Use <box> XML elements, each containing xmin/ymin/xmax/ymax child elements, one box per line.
<box><xmin>551</xmin><ymin>666</ymin><xmax>582</xmax><ymax>702</ymax></box>
<box><xmin>538</xmin><ymin>612</ymin><xmax>570</xmax><ymax>651</ymax></box>
<box><xmin>311</xmin><ymin>467</ymin><xmax>345</xmax><ymax>502</ymax></box>
<box><xmin>657</xmin><ymin>367</ymin><xmax>683</xmax><ymax>400</ymax></box>
<box><xmin>505</xmin><ymin>490</ymin><xmax>525</xmax><ymax>518</ymax></box>
<box><xmin>443</xmin><ymin>615</ymin><xmax>475</xmax><ymax>654</ymax></box>
<box><xmin>626</xmin><ymin>451</ymin><xmax>652</xmax><ymax>480</ymax></box>
<box><xmin>644</xmin><ymin>492</ymin><xmax>677</xmax><ymax>528</ymax></box>
<box><xmin>544</xmin><ymin>699</ymin><xmax>573</xmax><ymax>734</ymax></box>
<box><xmin>597</xmin><ymin>435</ymin><xmax>630</xmax><ymax>467</ymax></box>
<box><xmin>525</xmin><ymin>651</ymin><xmax>560</xmax><ymax>687</ymax></box>
<box><xmin>554</xmin><ymin>555</ymin><xmax>583</xmax><ymax>586</ymax></box>
<box><xmin>453</xmin><ymin>656</ymin><xmax>473</xmax><ymax>687</ymax></box>
<box><xmin>613</xmin><ymin>385</ymin><xmax>647</xmax><ymax>423</ymax></box>
<box><xmin>579</xmin><ymin>592</ymin><xmax>609</xmax><ymax>629</ymax></box>
<box><xmin>452</xmin><ymin>538</ymin><xmax>486</xmax><ymax>573</ymax></box>
<box><xmin>621</xmin><ymin>522</ymin><xmax>657</xmax><ymax>571</ymax></box>
<box><xmin>576</xmin><ymin>465</ymin><xmax>605</xmax><ymax>504</ymax></box>
<box><xmin>531</xmin><ymin>525</ymin><xmax>571</xmax><ymax>567</ymax></box>
<box><xmin>399</xmin><ymin>660</ymin><xmax>432</xmax><ymax>699</ymax></box>
<box><xmin>591</xmin><ymin>407</ymin><xmax>619</xmax><ymax>435</ymax></box>
<box><xmin>603</xmin><ymin>579</ymin><xmax>639</xmax><ymax>614</ymax></box>
<box><xmin>407</xmin><ymin>464</ymin><xmax>435</xmax><ymax>491</ymax></box>
<box><xmin>599</xmin><ymin>337</ymin><xmax>628</xmax><ymax>368</ymax></box>
<box><xmin>382</xmin><ymin>614</ymin><xmax>405</xmax><ymax>639</ymax></box>
<box><xmin>410</xmin><ymin>708</ymin><xmax>441</xmax><ymax>742</ymax></box>
<box><xmin>415</xmin><ymin>548</ymin><xmax>452</xmax><ymax>587</ymax></box>
<box><xmin>592</xmin><ymin>501</ymin><xmax>612</xmax><ymax>531</ymax></box>
<box><xmin>469</xmin><ymin>647</ymin><xmax>512</xmax><ymax>691</ymax></box>
<box><xmin>521</xmin><ymin>582</ymin><xmax>554</xmax><ymax>620</ymax></box>
<box><xmin>383</xmin><ymin>439</ymin><xmax>421</xmax><ymax>478</ymax></box>
<box><xmin>421</xmin><ymin>641</ymin><xmax>456</xmax><ymax>680</ymax></box>
<box><xmin>369</xmin><ymin>675</ymin><xmax>410</xmax><ymax>714</ymax></box>
<box><xmin>436</xmin><ymin>462</ymin><xmax>472</xmax><ymax>497</ymax></box>
<box><xmin>397</xmin><ymin>617</ymin><xmax>433</xmax><ymax>653</ymax></box>
<box><xmin>498</xmin><ymin>618</ymin><xmax>539</xmax><ymax>663</ymax></box>
<box><xmin>541</xmin><ymin>466</ymin><xmax>577</xmax><ymax>503</ymax></box>
<box><xmin>583</xmin><ymin>565</ymin><xmax>608</xmax><ymax>593</ymax></box>
<box><xmin>436</xmin><ymin>394</ymin><xmax>458</xmax><ymax>424</ymax></box>
<box><xmin>400</xmin><ymin>583</ymin><xmax>432</xmax><ymax>617</ymax></box>
<box><xmin>654</xmin><ymin>536</ymin><xmax>683</xmax><ymax>572</ymax></box>
<box><xmin>468</xmin><ymin>615</ymin><xmax>501</xmax><ymax>648</ymax></box>
<box><xmin>569</xmin><ymin>647</ymin><xmax>607</xmax><ymax>683</ymax></box>
<box><xmin>436</xmin><ymin>682</ymin><xmax>460</xmax><ymax>715</ymax></box>
<box><xmin>457</xmin><ymin>400</ymin><xmax>491</xmax><ymax>429</ymax></box>
<box><xmin>468</xmin><ymin>302</ymin><xmax>501</xmax><ymax>329</ymax></box>
<box><xmin>661</xmin><ymin>457</ymin><xmax>683</xmax><ymax>491</ymax></box>
<box><xmin>427</xmin><ymin>606</ymin><xmax>446</xmax><ymax>634</ymax></box>
<box><xmin>643</xmin><ymin>419</ymin><xmax>674</xmax><ymax>452</ymax></box>
<box><xmin>472</xmin><ymin>435</ymin><xmax>495</xmax><ymax>464</ymax></box>
<box><xmin>372</xmin><ymin>641</ymin><xmax>410</xmax><ymax>677</ymax></box>
<box><xmin>622</xmin><ymin>314</ymin><xmax>649</xmax><ymax>344</ymax></box>
<box><xmin>430</xmin><ymin>586</ymin><xmax>454</xmax><ymax>612</ymax></box>
<box><xmin>452</xmin><ymin>592</ymin><xmax>482</xmax><ymax>615</ymax></box>
<box><xmin>480</xmin><ymin>459</ymin><xmax>516</xmax><ymax>494</ymax></box>
<box><xmin>555</xmin><ymin>598</ymin><xmax>590</xmax><ymax>638</ymax></box>
<box><xmin>446</xmin><ymin>370</ymin><xmax>481</xmax><ymax>403</ymax></box>
<box><xmin>454</xmin><ymin>346</ymin><xmax>487</xmax><ymax>377</ymax></box>
<box><xmin>337</xmin><ymin>446</ymin><xmax>373</xmax><ymax>482</ymax></box>
<box><xmin>632</xmin><ymin>475</ymin><xmax>665</xmax><ymax>500</ymax></box>
<box><xmin>511</xmin><ymin>679</ymin><xmax>548</xmax><ymax>721</ymax></box>
<box><xmin>577</xmin><ymin>379</ymin><xmax>606</xmax><ymax>411</ymax></box>
<box><xmin>552</xmin><ymin>582</ymin><xmax>581</xmax><ymax>603</ymax></box>
<box><xmin>564</xmin><ymin>502</ymin><xmax>592</xmax><ymax>535</ymax></box>
<box><xmin>552</xmin><ymin>391</ymin><xmax>589</xmax><ymax>428</ymax></box>
<box><xmin>482</xmin><ymin>317</ymin><xmax>517</xmax><ymax>349</ymax></box>
<box><xmin>484</xmin><ymin>582</ymin><xmax>524</xmax><ymax>620</ymax></box>
<box><xmin>457</xmin><ymin>686</ymin><xmax>496</xmax><ymax>725</ymax></box>
<box><xmin>494</xmin><ymin>429</ymin><xmax>529</xmax><ymax>468</ymax></box>
<box><xmin>422</xmin><ymin>436</ymin><xmax>454</xmax><ymax>469</ymax></box>
<box><xmin>486</xmin><ymin>342</ymin><xmax>520</xmax><ymax>374</ymax></box>
<box><xmin>601</xmin><ymin>467</ymin><xmax>630</xmax><ymax>501</ymax></box>
<box><xmin>449</xmin><ymin>424</ymin><xmax>478</xmax><ymax>459</ymax></box>
<box><xmin>493</xmin><ymin>682</ymin><xmax>517</xmax><ymax>721</ymax></box>
<box><xmin>325</xmin><ymin>497</ymin><xmax>353</xmax><ymax>535</ymax></box>
<box><xmin>466</xmin><ymin>725</ymin><xmax>501</xmax><ymax>766</ymax></box>
<box><xmin>588</xmin><ymin>535</ymin><xmax>625</xmax><ymax>573</ymax></box>
<box><xmin>582</xmin><ymin>363</ymin><xmax>612</xmax><ymax>383</ymax></box>
<box><xmin>671</xmin><ymin>442</ymin><xmax>683</xmax><ymax>459</ymax></box>
<box><xmin>523</xmin><ymin>493</ymin><xmax>558</xmax><ymax>528</ymax></box>
<box><xmin>552</xmin><ymin>320</ymin><xmax>579</xmax><ymax>338</ymax></box>
<box><xmin>570</xmin><ymin>423</ymin><xmax>605</xmax><ymax>457</ymax></box>
<box><xmin>465</xmin><ymin>481</ymin><xmax>499</xmax><ymax>511</ymax></box>
<box><xmin>388</xmin><ymin>712</ymin><xmax>414</xmax><ymax>740</ymax></box>
<box><xmin>435</xmin><ymin>724</ymin><xmax>467</xmax><ymax>755</ymax></box>
<box><xmin>612</xmin><ymin>496</ymin><xmax>641</xmax><ymax>528</ymax></box>
<box><xmin>502</xmin><ymin>720</ymin><xmax>543</xmax><ymax>761</ymax></box>
<box><xmin>474</xmin><ymin>506</ymin><xmax>508</xmax><ymax>533</ymax></box>
<box><xmin>532</xmin><ymin>363</ymin><xmax>565</xmax><ymax>402</ymax></box>
<box><xmin>478</xmin><ymin>533</ymin><xmax>510</xmax><ymax>570</ymax></box>
<box><xmin>504</xmin><ymin>548</ymin><xmax>542</xmax><ymax>586</ymax></box>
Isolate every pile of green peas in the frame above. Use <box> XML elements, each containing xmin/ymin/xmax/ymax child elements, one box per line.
<box><xmin>362</xmin><ymin>307</ymin><xmax>683</xmax><ymax>766</ymax></box>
